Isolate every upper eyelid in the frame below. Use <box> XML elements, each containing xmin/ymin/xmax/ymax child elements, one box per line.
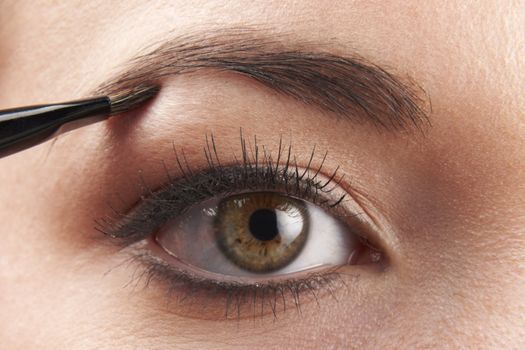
<box><xmin>95</xmin><ymin>132</ymin><xmax>356</xmax><ymax>236</ymax></box>
<box><xmin>96</xmin><ymin>157</ymin><xmax>348</xmax><ymax>244</ymax></box>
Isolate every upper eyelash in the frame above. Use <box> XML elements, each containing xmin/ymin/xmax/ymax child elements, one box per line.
<box><xmin>95</xmin><ymin>131</ymin><xmax>348</xmax><ymax>245</ymax></box>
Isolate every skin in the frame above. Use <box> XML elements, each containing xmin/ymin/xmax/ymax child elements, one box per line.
<box><xmin>1</xmin><ymin>1</ymin><xmax>524</xmax><ymax>348</ymax></box>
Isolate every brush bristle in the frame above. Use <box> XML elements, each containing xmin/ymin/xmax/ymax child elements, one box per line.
<box><xmin>108</xmin><ymin>84</ymin><xmax>160</xmax><ymax>115</ymax></box>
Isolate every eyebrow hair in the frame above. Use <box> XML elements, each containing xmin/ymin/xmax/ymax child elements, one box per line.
<box><xmin>95</xmin><ymin>28</ymin><xmax>429</xmax><ymax>132</ymax></box>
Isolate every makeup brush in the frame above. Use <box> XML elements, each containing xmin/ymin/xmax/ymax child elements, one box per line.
<box><xmin>0</xmin><ymin>84</ymin><xmax>159</xmax><ymax>159</ymax></box>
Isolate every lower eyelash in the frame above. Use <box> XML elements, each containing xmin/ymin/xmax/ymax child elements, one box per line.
<box><xmin>119</xmin><ymin>247</ymin><xmax>351</xmax><ymax>321</ymax></box>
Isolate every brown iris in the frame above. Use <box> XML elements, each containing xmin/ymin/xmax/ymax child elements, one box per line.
<box><xmin>215</xmin><ymin>192</ymin><xmax>309</xmax><ymax>273</ymax></box>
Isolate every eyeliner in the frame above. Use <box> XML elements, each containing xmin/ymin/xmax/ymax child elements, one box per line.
<box><xmin>0</xmin><ymin>84</ymin><xmax>159</xmax><ymax>159</ymax></box>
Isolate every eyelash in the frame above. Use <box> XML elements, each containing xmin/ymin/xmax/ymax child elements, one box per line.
<box><xmin>123</xmin><ymin>248</ymin><xmax>350</xmax><ymax>320</ymax></box>
<box><xmin>98</xmin><ymin>133</ymin><xmax>349</xmax><ymax>243</ymax></box>
<box><xmin>96</xmin><ymin>132</ymin><xmax>372</xmax><ymax>320</ymax></box>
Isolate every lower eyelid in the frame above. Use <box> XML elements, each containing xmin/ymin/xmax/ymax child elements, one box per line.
<box><xmin>109</xmin><ymin>222</ymin><xmax>383</xmax><ymax>320</ymax></box>
<box><xmin>120</xmin><ymin>242</ymin><xmax>360</xmax><ymax>321</ymax></box>
<box><xmin>101</xmin><ymin>218</ymin><xmax>385</xmax><ymax>321</ymax></box>
<box><xmin>116</xmin><ymin>234</ymin><xmax>382</xmax><ymax>322</ymax></box>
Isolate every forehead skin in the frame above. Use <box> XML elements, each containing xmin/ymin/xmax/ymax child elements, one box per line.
<box><xmin>0</xmin><ymin>1</ymin><xmax>524</xmax><ymax>349</ymax></box>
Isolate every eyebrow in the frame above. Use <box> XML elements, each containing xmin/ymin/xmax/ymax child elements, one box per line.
<box><xmin>94</xmin><ymin>28</ymin><xmax>429</xmax><ymax>132</ymax></box>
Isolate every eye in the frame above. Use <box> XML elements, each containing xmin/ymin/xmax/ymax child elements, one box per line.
<box><xmin>156</xmin><ymin>191</ymin><xmax>360</xmax><ymax>280</ymax></box>
<box><xmin>99</xmin><ymin>134</ymin><xmax>384</xmax><ymax>319</ymax></box>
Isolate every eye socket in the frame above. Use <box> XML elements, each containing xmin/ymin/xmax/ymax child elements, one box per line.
<box><xmin>155</xmin><ymin>191</ymin><xmax>372</xmax><ymax>282</ymax></box>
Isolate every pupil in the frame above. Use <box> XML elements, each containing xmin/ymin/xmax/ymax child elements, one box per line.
<box><xmin>248</xmin><ymin>209</ymin><xmax>279</xmax><ymax>241</ymax></box>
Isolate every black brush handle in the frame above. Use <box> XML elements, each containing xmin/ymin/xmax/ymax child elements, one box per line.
<box><xmin>0</xmin><ymin>97</ymin><xmax>110</xmax><ymax>159</ymax></box>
